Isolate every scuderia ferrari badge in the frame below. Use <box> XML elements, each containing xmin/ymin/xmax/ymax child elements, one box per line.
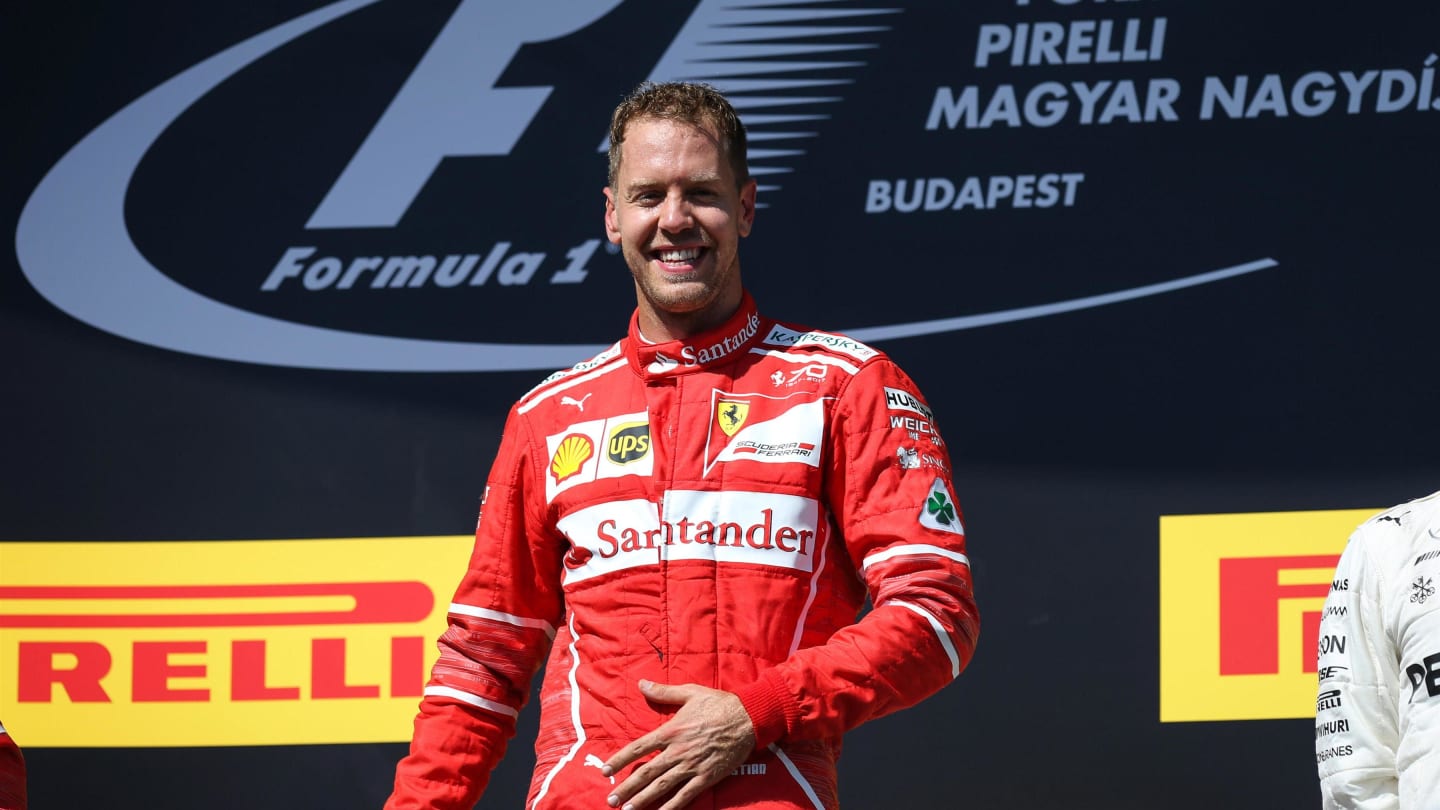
<box><xmin>716</xmin><ymin>400</ymin><xmax>750</xmax><ymax>437</ymax></box>
<box><xmin>919</xmin><ymin>478</ymin><xmax>964</xmax><ymax>535</ymax></box>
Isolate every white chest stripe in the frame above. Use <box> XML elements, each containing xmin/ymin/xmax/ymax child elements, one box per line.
<box><xmin>518</xmin><ymin>355</ymin><xmax>626</xmax><ymax>414</ymax></box>
<box><xmin>747</xmin><ymin>347</ymin><xmax>859</xmax><ymax>376</ymax></box>
<box><xmin>788</xmin><ymin>515</ymin><xmax>833</xmax><ymax>657</ymax></box>
<box><xmin>530</xmin><ymin>613</ymin><xmax>585</xmax><ymax>809</ymax></box>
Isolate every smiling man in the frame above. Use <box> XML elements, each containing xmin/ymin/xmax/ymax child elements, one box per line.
<box><xmin>604</xmin><ymin>108</ymin><xmax>752</xmax><ymax>341</ymax></box>
<box><xmin>385</xmin><ymin>81</ymin><xmax>979</xmax><ymax>810</ymax></box>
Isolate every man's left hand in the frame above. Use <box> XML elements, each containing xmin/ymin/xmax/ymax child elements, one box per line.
<box><xmin>602</xmin><ymin>679</ymin><xmax>756</xmax><ymax>810</ymax></box>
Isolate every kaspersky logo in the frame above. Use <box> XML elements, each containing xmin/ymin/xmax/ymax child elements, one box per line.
<box><xmin>0</xmin><ymin>537</ymin><xmax>471</xmax><ymax>747</ymax></box>
<box><xmin>1159</xmin><ymin>508</ymin><xmax>1368</xmax><ymax>723</ymax></box>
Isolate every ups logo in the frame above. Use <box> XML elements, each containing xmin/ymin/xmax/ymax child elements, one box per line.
<box><xmin>607</xmin><ymin>422</ymin><xmax>651</xmax><ymax>465</ymax></box>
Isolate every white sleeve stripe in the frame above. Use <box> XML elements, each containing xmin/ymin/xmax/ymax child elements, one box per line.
<box><xmin>769</xmin><ymin>744</ymin><xmax>826</xmax><ymax>810</ymax></box>
<box><xmin>448</xmin><ymin>603</ymin><xmax>557</xmax><ymax>639</ymax></box>
<box><xmin>423</xmin><ymin>685</ymin><xmax>519</xmax><ymax>718</ymax></box>
<box><xmin>891</xmin><ymin>599</ymin><xmax>961</xmax><ymax>679</ymax></box>
<box><xmin>863</xmin><ymin>544</ymin><xmax>970</xmax><ymax>571</ymax></box>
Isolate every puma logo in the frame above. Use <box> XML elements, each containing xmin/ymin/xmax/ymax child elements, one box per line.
<box><xmin>1380</xmin><ymin>512</ymin><xmax>1409</xmax><ymax>527</ymax></box>
<box><xmin>561</xmin><ymin>393</ymin><xmax>593</xmax><ymax>411</ymax></box>
<box><xmin>584</xmin><ymin>753</ymin><xmax>614</xmax><ymax>784</ymax></box>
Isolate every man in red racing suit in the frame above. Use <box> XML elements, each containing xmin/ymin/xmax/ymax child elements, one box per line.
<box><xmin>0</xmin><ymin>722</ymin><xmax>26</xmax><ymax>810</ymax></box>
<box><xmin>386</xmin><ymin>82</ymin><xmax>979</xmax><ymax>810</ymax></box>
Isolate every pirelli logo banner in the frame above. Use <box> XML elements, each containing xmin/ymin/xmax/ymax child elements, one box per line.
<box><xmin>0</xmin><ymin>537</ymin><xmax>471</xmax><ymax>747</ymax></box>
<box><xmin>1159</xmin><ymin>509</ymin><xmax>1369</xmax><ymax>723</ymax></box>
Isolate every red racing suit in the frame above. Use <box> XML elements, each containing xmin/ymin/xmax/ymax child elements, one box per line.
<box><xmin>0</xmin><ymin>722</ymin><xmax>25</xmax><ymax>810</ymax></box>
<box><xmin>387</xmin><ymin>293</ymin><xmax>979</xmax><ymax>809</ymax></box>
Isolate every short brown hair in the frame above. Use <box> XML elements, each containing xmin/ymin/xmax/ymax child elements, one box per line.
<box><xmin>607</xmin><ymin>81</ymin><xmax>750</xmax><ymax>190</ymax></box>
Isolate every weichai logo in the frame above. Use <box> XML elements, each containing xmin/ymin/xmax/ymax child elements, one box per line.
<box><xmin>0</xmin><ymin>536</ymin><xmax>471</xmax><ymax>747</ymax></box>
<box><xmin>1159</xmin><ymin>507</ymin><xmax>1373</xmax><ymax>722</ymax></box>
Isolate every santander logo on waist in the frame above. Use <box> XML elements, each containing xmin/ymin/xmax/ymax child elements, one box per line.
<box><xmin>556</xmin><ymin>490</ymin><xmax>822</xmax><ymax>585</ymax></box>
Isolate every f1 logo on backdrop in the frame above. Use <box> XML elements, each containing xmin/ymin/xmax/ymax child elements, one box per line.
<box><xmin>15</xmin><ymin>0</ymin><xmax>1276</xmax><ymax>372</ymax></box>
<box><xmin>1158</xmin><ymin>507</ymin><xmax>1371</xmax><ymax>723</ymax></box>
<box><xmin>14</xmin><ymin>0</ymin><xmax>900</xmax><ymax>372</ymax></box>
<box><xmin>0</xmin><ymin>537</ymin><xmax>470</xmax><ymax>747</ymax></box>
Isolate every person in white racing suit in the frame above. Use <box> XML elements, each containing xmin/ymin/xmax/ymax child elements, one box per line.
<box><xmin>1316</xmin><ymin>489</ymin><xmax>1440</xmax><ymax>807</ymax></box>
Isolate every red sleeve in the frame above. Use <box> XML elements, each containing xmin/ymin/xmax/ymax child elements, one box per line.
<box><xmin>0</xmin><ymin>727</ymin><xmax>25</xmax><ymax>810</ymax></box>
<box><xmin>386</xmin><ymin>406</ymin><xmax>565</xmax><ymax>809</ymax></box>
<box><xmin>736</xmin><ymin>359</ymin><xmax>979</xmax><ymax>746</ymax></box>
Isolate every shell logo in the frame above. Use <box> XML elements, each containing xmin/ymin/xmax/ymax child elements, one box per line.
<box><xmin>550</xmin><ymin>434</ymin><xmax>594</xmax><ymax>484</ymax></box>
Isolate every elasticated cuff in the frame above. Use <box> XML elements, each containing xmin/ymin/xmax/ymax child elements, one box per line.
<box><xmin>734</xmin><ymin>669</ymin><xmax>796</xmax><ymax>750</ymax></box>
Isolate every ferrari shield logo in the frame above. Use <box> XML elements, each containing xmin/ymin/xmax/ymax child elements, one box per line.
<box><xmin>716</xmin><ymin>400</ymin><xmax>750</xmax><ymax>436</ymax></box>
<box><xmin>703</xmin><ymin>389</ymin><xmax>830</xmax><ymax>476</ymax></box>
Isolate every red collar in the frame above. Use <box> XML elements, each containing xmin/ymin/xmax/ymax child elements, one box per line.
<box><xmin>625</xmin><ymin>292</ymin><xmax>766</xmax><ymax>378</ymax></box>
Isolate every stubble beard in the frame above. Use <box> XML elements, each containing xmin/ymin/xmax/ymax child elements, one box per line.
<box><xmin>628</xmin><ymin>248</ymin><xmax>727</xmax><ymax>318</ymax></box>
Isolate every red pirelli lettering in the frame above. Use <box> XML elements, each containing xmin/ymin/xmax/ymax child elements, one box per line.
<box><xmin>232</xmin><ymin>640</ymin><xmax>301</xmax><ymax>701</ymax></box>
<box><xmin>18</xmin><ymin>641</ymin><xmax>113</xmax><ymax>702</ymax></box>
<box><xmin>15</xmin><ymin>637</ymin><xmax>429</xmax><ymax>703</ymax></box>
<box><xmin>312</xmin><ymin>638</ymin><xmax>379</xmax><ymax>699</ymax></box>
<box><xmin>133</xmin><ymin>641</ymin><xmax>209</xmax><ymax>702</ymax></box>
<box><xmin>1219</xmin><ymin>554</ymin><xmax>1338</xmax><ymax>675</ymax></box>
<box><xmin>390</xmin><ymin>636</ymin><xmax>424</xmax><ymax>697</ymax></box>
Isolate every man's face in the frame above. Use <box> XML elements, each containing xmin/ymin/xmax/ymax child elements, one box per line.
<box><xmin>604</xmin><ymin>117</ymin><xmax>756</xmax><ymax>338</ymax></box>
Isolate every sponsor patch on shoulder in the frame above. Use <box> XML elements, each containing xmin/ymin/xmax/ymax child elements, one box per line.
<box><xmin>896</xmin><ymin>445</ymin><xmax>948</xmax><ymax>473</ymax></box>
<box><xmin>762</xmin><ymin>325</ymin><xmax>878</xmax><ymax>363</ymax></box>
<box><xmin>919</xmin><ymin>478</ymin><xmax>964</xmax><ymax>535</ymax></box>
<box><xmin>884</xmin><ymin>386</ymin><xmax>933</xmax><ymax>420</ymax></box>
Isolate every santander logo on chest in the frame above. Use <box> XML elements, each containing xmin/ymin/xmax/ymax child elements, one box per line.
<box><xmin>556</xmin><ymin>490</ymin><xmax>823</xmax><ymax>586</ymax></box>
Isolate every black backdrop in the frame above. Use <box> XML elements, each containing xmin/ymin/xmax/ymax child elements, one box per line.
<box><xmin>5</xmin><ymin>1</ymin><xmax>1440</xmax><ymax>806</ymax></box>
